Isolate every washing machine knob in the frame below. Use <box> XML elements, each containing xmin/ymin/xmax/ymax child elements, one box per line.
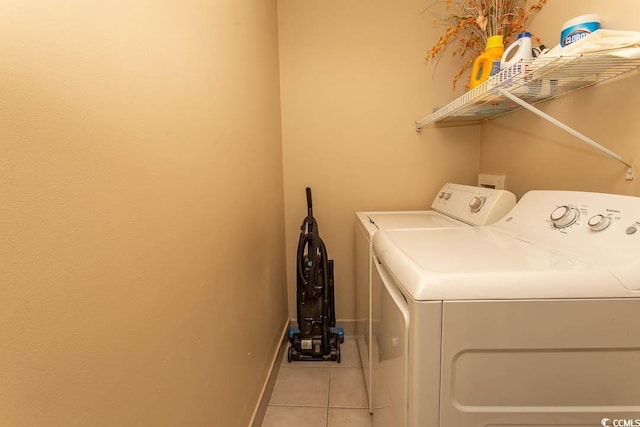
<box><xmin>469</xmin><ymin>196</ymin><xmax>486</xmax><ymax>213</ymax></box>
<box><xmin>438</xmin><ymin>192</ymin><xmax>446</xmax><ymax>199</ymax></box>
<box><xmin>588</xmin><ymin>214</ymin><xmax>611</xmax><ymax>232</ymax></box>
<box><xmin>550</xmin><ymin>205</ymin><xmax>579</xmax><ymax>228</ymax></box>
<box><xmin>444</xmin><ymin>192</ymin><xmax>452</xmax><ymax>200</ymax></box>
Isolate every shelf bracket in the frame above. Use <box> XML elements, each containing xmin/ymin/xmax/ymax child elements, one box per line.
<box><xmin>496</xmin><ymin>88</ymin><xmax>635</xmax><ymax>181</ymax></box>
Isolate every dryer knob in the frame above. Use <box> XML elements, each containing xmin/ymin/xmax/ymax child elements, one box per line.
<box><xmin>438</xmin><ymin>192</ymin><xmax>446</xmax><ymax>199</ymax></box>
<box><xmin>588</xmin><ymin>214</ymin><xmax>611</xmax><ymax>232</ymax></box>
<box><xmin>469</xmin><ymin>196</ymin><xmax>486</xmax><ymax>213</ymax></box>
<box><xmin>550</xmin><ymin>205</ymin><xmax>579</xmax><ymax>228</ymax></box>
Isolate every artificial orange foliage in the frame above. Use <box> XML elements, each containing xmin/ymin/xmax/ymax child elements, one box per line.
<box><xmin>424</xmin><ymin>0</ymin><xmax>547</xmax><ymax>89</ymax></box>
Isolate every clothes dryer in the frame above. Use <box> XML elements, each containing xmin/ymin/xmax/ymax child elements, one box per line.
<box><xmin>372</xmin><ymin>190</ymin><xmax>640</xmax><ymax>427</ymax></box>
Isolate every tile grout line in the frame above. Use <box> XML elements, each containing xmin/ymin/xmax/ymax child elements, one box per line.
<box><xmin>326</xmin><ymin>366</ymin><xmax>332</xmax><ymax>427</ymax></box>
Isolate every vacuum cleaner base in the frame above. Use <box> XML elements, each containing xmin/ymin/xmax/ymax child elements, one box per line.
<box><xmin>287</xmin><ymin>331</ymin><xmax>342</xmax><ymax>362</ymax></box>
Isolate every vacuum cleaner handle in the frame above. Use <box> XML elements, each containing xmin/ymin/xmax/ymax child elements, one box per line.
<box><xmin>306</xmin><ymin>187</ymin><xmax>313</xmax><ymax>217</ymax></box>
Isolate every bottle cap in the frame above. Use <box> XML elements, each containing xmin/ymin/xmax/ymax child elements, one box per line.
<box><xmin>518</xmin><ymin>32</ymin><xmax>531</xmax><ymax>39</ymax></box>
<box><xmin>486</xmin><ymin>34</ymin><xmax>504</xmax><ymax>50</ymax></box>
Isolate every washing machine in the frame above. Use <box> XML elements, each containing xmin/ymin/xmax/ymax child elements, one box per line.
<box><xmin>372</xmin><ymin>189</ymin><xmax>640</xmax><ymax>426</ymax></box>
<box><xmin>355</xmin><ymin>182</ymin><xmax>516</xmax><ymax>413</ymax></box>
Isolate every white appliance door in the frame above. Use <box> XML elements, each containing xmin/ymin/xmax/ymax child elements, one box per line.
<box><xmin>440</xmin><ymin>298</ymin><xmax>640</xmax><ymax>426</ymax></box>
<box><xmin>373</xmin><ymin>255</ymin><xmax>409</xmax><ymax>427</ymax></box>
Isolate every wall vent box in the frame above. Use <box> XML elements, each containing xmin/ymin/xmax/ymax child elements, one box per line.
<box><xmin>478</xmin><ymin>174</ymin><xmax>505</xmax><ymax>190</ymax></box>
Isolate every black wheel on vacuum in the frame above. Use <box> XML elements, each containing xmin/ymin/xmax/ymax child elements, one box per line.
<box><xmin>287</xmin><ymin>347</ymin><xmax>293</xmax><ymax>363</ymax></box>
<box><xmin>336</xmin><ymin>346</ymin><xmax>341</xmax><ymax>364</ymax></box>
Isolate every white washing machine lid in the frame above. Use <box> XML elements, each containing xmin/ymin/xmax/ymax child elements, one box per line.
<box><xmin>356</xmin><ymin>211</ymin><xmax>468</xmax><ymax>240</ymax></box>
<box><xmin>366</xmin><ymin>211</ymin><xmax>465</xmax><ymax>229</ymax></box>
<box><xmin>356</xmin><ymin>182</ymin><xmax>516</xmax><ymax>238</ymax></box>
<box><xmin>373</xmin><ymin>227</ymin><xmax>639</xmax><ymax>301</ymax></box>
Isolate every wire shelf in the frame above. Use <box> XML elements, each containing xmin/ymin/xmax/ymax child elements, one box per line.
<box><xmin>416</xmin><ymin>53</ymin><xmax>640</xmax><ymax>130</ymax></box>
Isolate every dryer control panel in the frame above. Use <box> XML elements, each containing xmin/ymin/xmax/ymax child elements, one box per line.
<box><xmin>493</xmin><ymin>190</ymin><xmax>640</xmax><ymax>290</ymax></box>
<box><xmin>431</xmin><ymin>183</ymin><xmax>516</xmax><ymax>226</ymax></box>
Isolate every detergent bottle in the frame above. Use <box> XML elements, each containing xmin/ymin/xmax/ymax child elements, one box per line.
<box><xmin>469</xmin><ymin>35</ymin><xmax>504</xmax><ymax>89</ymax></box>
<box><xmin>500</xmin><ymin>32</ymin><xmax>533</xmax><ymax>69</ymax></box>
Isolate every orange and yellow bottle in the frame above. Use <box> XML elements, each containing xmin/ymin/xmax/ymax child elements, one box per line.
<box><xmin>469</xmin><ymin>35</ymin><xmax>504</xmax><ymax>89</ymax></box>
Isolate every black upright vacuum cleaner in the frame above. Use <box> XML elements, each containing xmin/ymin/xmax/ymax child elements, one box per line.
<box><xmin>288</xmin><ymin>187</ymin><xmax>344</xmax><ymax>362</ymax></box>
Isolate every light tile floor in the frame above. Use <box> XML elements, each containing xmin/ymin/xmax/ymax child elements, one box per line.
<box><xmin>261</xmin><ymin>338</ymin><xmax>372</xmax><ymax>427</ymax></box>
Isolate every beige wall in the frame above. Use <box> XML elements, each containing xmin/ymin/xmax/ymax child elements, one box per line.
<box><xmin>277</xmin><ymin>0</ymin><xmax>481</xmax><ymax>321</ymax></box>
<box><xmin>480</xmin><ymin>0</ymin><xmax>640</xmax><ymax>198</ymax></box>
<box><xmin>0</xmin><ymin>1</ymin><xmax>287</xmax><ymax>426</ymax></box>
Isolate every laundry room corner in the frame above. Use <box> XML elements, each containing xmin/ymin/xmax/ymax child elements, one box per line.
<box><xmin>277</xmin><ymin>0</ymin><xmax>481</xmax><ymax>327</ymax></box>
